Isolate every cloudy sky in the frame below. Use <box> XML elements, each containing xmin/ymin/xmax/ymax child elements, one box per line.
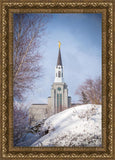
<box><xmin>25</xmin><ymin>13</ymin><xmax>102</xmax><ymax>104</ymax></box>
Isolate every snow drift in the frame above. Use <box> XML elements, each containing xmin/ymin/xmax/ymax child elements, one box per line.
<box><xmin>31</xmin><ymin>104</ymin><xmax>102</xmax><ymax>147</ymax></box>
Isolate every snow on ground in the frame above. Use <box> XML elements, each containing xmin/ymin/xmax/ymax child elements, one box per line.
<box><xmin>31</xmin><ymin>104</ymin><xmax>102</xmax><ymax>147</ymax></box>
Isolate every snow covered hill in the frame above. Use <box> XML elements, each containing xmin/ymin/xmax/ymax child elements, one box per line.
<box><xmin>31</xmin><ymin>104</ymin><xmax>102</xmax><ymax>147</ymax></box>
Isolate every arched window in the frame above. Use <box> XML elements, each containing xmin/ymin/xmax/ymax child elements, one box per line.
<box><xmin>58</xmin><ymin>71</ymin><xmax>61</xmax><ymax>77</ymax></box>
<box><xmin>57</xmin><ymin>93</ymin><xmax>62</xmax><ymax>112</ymax></box>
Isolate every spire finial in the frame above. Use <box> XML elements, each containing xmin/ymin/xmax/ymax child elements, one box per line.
<box><xmin>58</xmin><ymin>41</ymin><xmax>61</xmax><ymax>49</ymax></box>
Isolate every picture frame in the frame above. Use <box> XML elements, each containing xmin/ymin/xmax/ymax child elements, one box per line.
<box><xmin>0</xmin><ymin>0</ymin><xmax>114</xmax><ymax>159</ymax></box>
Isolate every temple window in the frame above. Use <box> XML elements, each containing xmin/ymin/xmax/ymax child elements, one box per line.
<box><xmin>58</xmin><ymin>71</ymin><xmax>61</xmax><ymax>77</ymax></box>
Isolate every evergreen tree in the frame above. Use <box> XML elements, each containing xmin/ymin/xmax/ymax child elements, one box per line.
<box><xmin>81</xmin><ymin>91</ymin><xmax>89</xmax><ymax>104</ymax></box>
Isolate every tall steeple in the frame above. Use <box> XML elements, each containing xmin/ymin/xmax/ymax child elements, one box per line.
<box><xmin>54</xmin><ymin>41</ymin><xmax>64</xmax><ymax>83</ymax></box>
<box><xmin>49</xmin><ymin>41</ymin><xmax>71</xmax><ymax>114</ymax></box>
<box><xmin>57</xmin><ymin>48</ymin><xmax>62</xmax><ymax>66</ymax></box>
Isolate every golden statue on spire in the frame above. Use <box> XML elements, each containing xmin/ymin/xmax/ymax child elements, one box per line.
<box><xmin>58</xmin><ymin>41</ymin><xmax>61</xmax><ymax>48</ymax></box>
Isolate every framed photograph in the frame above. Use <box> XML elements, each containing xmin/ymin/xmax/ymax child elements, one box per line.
<box><xmin>0</xmin><ymin>0</ymin><xmax>114</xmax><ymax>159</ymax></box>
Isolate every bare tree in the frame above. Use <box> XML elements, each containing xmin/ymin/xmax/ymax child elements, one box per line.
<box><xmin>75</xmin><ymin>77</ymin><xmax>102</xmax><ymax>104</ymax></box>
<box><xmin>13</xmin><ymin>14</ymin><xmax>49</xmax><ymax>101</ymax></box>
<box><xmin>13</xmin><ymin>14</ymin><xmax>50</xmax><ymax>146</ymax></box>
<box><xmin>13</xmin><ymin>102</ymin><xmax>28</xmax><ymax>145</ymax></box>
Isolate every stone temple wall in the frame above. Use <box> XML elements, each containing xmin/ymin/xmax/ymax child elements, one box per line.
<box><xmin>29</xmin><ymin>96</ymin><xmax>71</xmax><ymax>126</ymax></box>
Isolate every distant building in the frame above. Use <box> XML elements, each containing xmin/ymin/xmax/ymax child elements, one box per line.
<box><xmin>29</xmin><ymin>42</ymin><xmax>71</xmax><ymax>125</ymax></box>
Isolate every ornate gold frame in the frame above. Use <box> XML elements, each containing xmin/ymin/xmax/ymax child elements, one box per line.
<box><xmin>0</xmin><ymin>0</ymin><xmax>114</xmax><ymax>159</ymax></box>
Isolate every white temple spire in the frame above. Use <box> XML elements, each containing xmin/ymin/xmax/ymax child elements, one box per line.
<box><xmin>54</xmin><ymin>42</ymin><xmax>64</xmax><ymax>83</ymax></box>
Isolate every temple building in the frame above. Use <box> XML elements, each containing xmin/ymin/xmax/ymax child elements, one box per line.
<box><xmin>48</xmin><ymin>41</ymin><xmax>71</xmax><ymax>114</ymax></box>
<box><xmin>29</xmin><ymin>42</ymin><xmax>71</xmax><ymax>125</ymax></box>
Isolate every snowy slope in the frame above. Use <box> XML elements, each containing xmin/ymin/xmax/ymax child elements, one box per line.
<box><xmin>31</xmin><ymin>104</ymin><xmax>102</xmax><ymax>147</ymax></box>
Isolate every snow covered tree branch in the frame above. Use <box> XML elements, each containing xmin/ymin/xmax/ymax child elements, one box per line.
<box><xmin>13</xmin><ymin>102</ymin><xmax>29</xmax><ymax>145</ymax></box>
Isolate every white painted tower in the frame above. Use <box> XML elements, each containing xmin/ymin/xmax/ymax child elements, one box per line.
<box><xmin>54</xmin><ymin>46</ymin><xmax>64</xmax><ymax>83</ymax></box>
<box><xmin>48</xmin><ymin>42</ymin><xmax>71</xmax><ymax>114</ymax></box>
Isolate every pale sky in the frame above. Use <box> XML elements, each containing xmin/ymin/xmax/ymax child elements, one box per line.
<box><xmin>23</xmin><ymin>13</ymin><xmax>102</xmax><ymax>105</ymax></box>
